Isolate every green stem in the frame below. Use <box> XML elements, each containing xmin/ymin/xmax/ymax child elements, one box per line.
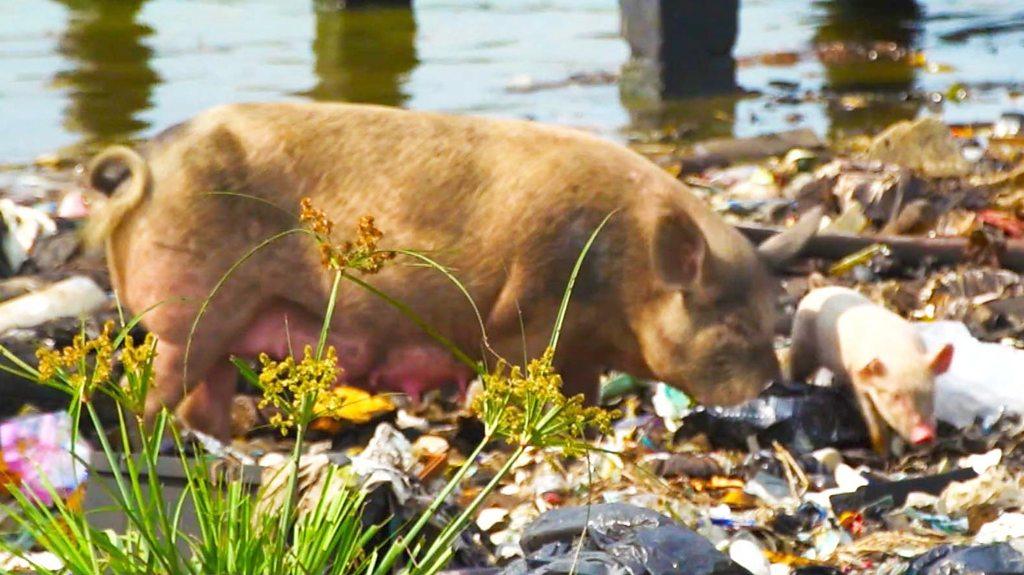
<box><xmin>318</xmin><ymin>270</ymin><xmax>343</xmax><ymax>359</ymax></box>
<box><xmin>548</xmin><ymin>211</ymin><xmax>615</xmax><ymax>353</ymax></box>
<box><xmin>85</xmin><ymin>404</ymin><xmax>181</xmax><ymax>575</ymax></box>
<box><xmin>413</xmin><ymin>444</ymin><xmax>528</xmax><ymax>575</ymax></box>
<box><xmin>275</xmin><ymin>396</ymin><xmax>311</xmax><ymax>573</ymax></box>
<box><xmin>392</xmin><ymin>249</ymin><xmax>494</xmax><ymax>358</ymax></box>
<box><xmin>342</xmin><ymin>272</ymin><xmax>480</xmax><ymax>374</ymax></box>
<box><xmin>184</xmin><ymin>228</ymin><xmax>305</xmax><ymax>386</ymax></box>
<box><xmin>372</xmin><ymin>436</ymin><xmax>492</xmax><ymax>575</ymax></box>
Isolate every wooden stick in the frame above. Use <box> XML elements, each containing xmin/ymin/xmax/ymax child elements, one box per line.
<box><xmin>737</xmin><ymin>223</ymin><xmax>1024</xmax><ymax>272</ymax></box>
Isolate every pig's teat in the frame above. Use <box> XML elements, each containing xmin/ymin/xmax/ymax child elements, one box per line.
<box><xmin>367</xmin><ymin>344</ymin><xmax>473</xmax><ymax>403</ymax></box>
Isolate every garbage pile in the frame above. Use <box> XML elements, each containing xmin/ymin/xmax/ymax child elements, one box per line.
<box><xmin>3</xmin><ymin>113</ymin><xmax>1024</xmax><ymax>573</ymax></box>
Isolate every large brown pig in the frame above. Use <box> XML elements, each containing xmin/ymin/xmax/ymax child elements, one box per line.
<box><xmin>85</xmin><ymin>102</ymin><xmax>815</xmax><ymax>440</ymax></box>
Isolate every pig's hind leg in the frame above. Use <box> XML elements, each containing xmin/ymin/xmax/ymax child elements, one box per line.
<box><xmin>145</xmin><ymin>336</ymin><xmax>236</xmax><ymax>440</ymax></box>
<box><xmin>142</xmin><ymin>297</ymin><xmax>268</xmax><ymax>441</ymax></box>
<box><xmin>176</xmin><ymin>301</ymin><xmax>378</xmax><ymax>440</ymax></box>
<box><xmin>176</xmin><ymin>360</ymin><xmax>238</xmax><ymax>441</ymax></box>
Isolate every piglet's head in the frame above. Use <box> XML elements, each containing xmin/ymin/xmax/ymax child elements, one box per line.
<box><xmin>855</xmin><ymin>343</ymin><xmax>953</xmax><ymax>446</ymax></box>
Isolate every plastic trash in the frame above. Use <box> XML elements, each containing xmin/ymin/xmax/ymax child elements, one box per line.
<box><xmin>56</xmin><ymin>190</ymin><xmax>90</xmax><ymax>220</ymax></box>
<box><xmin>830</xmin><ymin>467</ymin><xmax>977</xmax><ymax>514</ymax></box>
<box><xmin>744</xmin><ymin>471</ymin><xmax>795</xmax><ymax>506</ymax></box>
<box><xmin>771</xmin><ymin>502</ymin><xmax>828</xmax><ymax>536</ymax></box>
<box><xmin>907</xmin><ymin>543</ymin><xmax>1024</xmax><ymax>575</ymax></box>
<box><xmin>0</xmin><ymin>411</ymin><xmax>90</xmax><ymax>506</ymax></box>
<box><xmin>503</xmin><ymin>503</ymin><xmax>752</xmax><ymax>575</ymax></box>
<box><xmin>938</xmin><ymin>467</ymin><xmax>1024</xmax><ymax>518</ymax></box>
<box><xmin>993</xmin><ymin>112</ymin><xmax>1024</xmax><ymax>138</ymax></box>
<box><xmin>901</xmin><ymin>508</ymin><xmax>970</xmax><ymax>534</ymax></box>
<box><xmin>974</xmin><ymin>512</ymin><xmax>1024</xmax><ymax>544</ymax></box>
<box><xmin>349</xmin><ymin>423</ymin><xmax>417</xmax><ymax>503</ymax></box>
<box><xmin>678</xmin><ymin>381</ymin><xmax>869</xmax><ymax>454</ymax></box>
<box><xmin>600</xmin><ymin>372</ymin><xmax>639</xmax><ymax>402</ymax></box>
<box><xmin>0</xmin><ymin>198</ymin><xmax>57</xmax><ymax>274</ymax></box>
<box><xmin>729</xmin><ymin>539</ymin><xmax>770</xmax><ymax>575</ymax></box>
<box><xmin>652</xmin><ymin>383</ymin><xmax>692</xmax><ymax>433</ymax></box>
<box><xmin>915</xmin><ymin>321</ymin><xmax>1024</xmax><ymax>428</ymax></box>
<box><xmin>0</xmin><ymin>276</ymin><xmax>108</xmax><ymax>334</ymax></box>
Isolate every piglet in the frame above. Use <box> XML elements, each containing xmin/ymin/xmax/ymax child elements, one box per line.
<box><xmin>790</xmin><ymin>286</ymin><xmax>953</xmax><ymax>453</ymax></box>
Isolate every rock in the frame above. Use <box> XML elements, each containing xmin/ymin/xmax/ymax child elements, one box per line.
<box><xmin>644</xmin><ymin>453</ymin><xmax>723</xmax><ymax>479</ymax></box>
<box><xmin>693</xmin><ymin>130</ymin><xmax>824</xmax><ymax>164</ymax></box>
<box><xmin>865</xmin><ymin>117</ymin><xmax>971</xmax><ymax>178</ymax></box>
<box><xmin>26</xmin><ymin>222</ymin><xmax>81</xmax><ymax>273</ymax></box>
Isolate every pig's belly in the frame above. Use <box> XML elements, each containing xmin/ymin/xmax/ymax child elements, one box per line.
<box><xmin>228</xmin><ymin>301</ymin><xmax>471</xmax><ymax>399</ymax></box>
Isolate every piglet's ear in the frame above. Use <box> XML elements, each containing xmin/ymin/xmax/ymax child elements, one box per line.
<box><xmin>651</xmin><ymin>211</ymin><xmax>709</xmax><ymax>289</ymax></box>
<box><xmin>930</xmin><ymin>343</ymin><xmax>954</xmax><ymax>375</ymax></box>
<box><xmin>858</xmin><ymin>358</ymin><xmax>887</xmax><ymax>380</ymax></box>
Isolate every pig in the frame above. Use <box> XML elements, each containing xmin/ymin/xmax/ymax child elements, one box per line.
<box><xmin>789</xmin><ymin>286</ymin><xmax>954</xmax><ymax>452</ymax></box>
<box><xmin>84</xmin><ymin>102</ymin><xmax>819</xmax><ymax>440</ymax></box>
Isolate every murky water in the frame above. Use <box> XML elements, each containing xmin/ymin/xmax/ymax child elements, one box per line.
<box><xmin>2</xmin><ymin>0</ymin><xmax>1024</xmax><ymax>165</ymax></box>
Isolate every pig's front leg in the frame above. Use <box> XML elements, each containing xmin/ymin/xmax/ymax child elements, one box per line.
<box><xmin>852</xmin><ymin>385</ymin><xmax>892</xmax><ymax>455</ymax></box>
<box><xmin>145</xmin><ymin>338</ymin><xmax>237</xmax><ymax>442</ymax></box>
<box><xmin>787</xmin><ymin>307</ymin><xmax>820</xmax><ymax>382</ymax></box>
<box><xmin>557</xmin><ymin>356</ymin><xmax>604</xmax><ymax>406</ymax></box>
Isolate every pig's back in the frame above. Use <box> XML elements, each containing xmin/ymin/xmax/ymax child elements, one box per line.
<box><xmin>800</xmin><ymin>287</ymin><xmax>927</xmax><ymax>379</ymax></box>
<box><xmin>151</xmin><ymin>103</ymin><xmax>666</xmax><ymax>247</ymax></box>
<box><xmin>138</xmin><ymin>101</ymin><xmax>745</xmax><ymax>296</ymax></box>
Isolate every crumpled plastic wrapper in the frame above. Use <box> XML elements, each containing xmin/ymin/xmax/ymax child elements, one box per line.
<box><xmin>350</xmin><ymin>423</ymin><xmax>418</xmax><ymax>503</ymax></box>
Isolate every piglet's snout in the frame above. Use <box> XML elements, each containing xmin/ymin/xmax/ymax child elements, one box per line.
<box><xmin>910</xmin><ymin>422</ymin><xmax>936</xmax><ymax>445</ymax></box>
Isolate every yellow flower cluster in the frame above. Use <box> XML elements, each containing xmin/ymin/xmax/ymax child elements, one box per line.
<box><xmin>471</xmin><ymin>348</ymin><xmax>616</xmax><ymax>457</ymax></box>
<box><xmin>120</xmin><ymin>333</ymin><xmax>158</xmax><ymax>376</ymax></box>
<box><xmin>299</xmin><ymin>198</ymin><xmax>395</xmax><ymax>274</ymax></box>
<box><xmin>35</xmin><ymin>321</ymin><xmax>159</xmax><ymax>412</ymax></box>
<box><xmin>257</xmin><ymin>345</ymin><xmax>342</xmax><ymax>434</ymax></box>
<box><xmin>36</xmin><ymin>321</ymin><xmax>116</xmax><ymax>400</ymax></box>
<box><xmin>118</xmin><ymin>332</ymin><xmax>158</xmax><ymax>413</ymax></box>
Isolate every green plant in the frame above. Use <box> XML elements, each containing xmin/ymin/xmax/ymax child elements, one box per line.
<box><xmin>0</xmin><ymin>201</ymin><xmax>617</xmax><ymax>575</ymax></box>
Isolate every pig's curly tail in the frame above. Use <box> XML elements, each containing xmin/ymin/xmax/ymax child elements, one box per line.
<box><xmin>82</xmin><ymin>145</ymin><xmax>152</xmax><ymax>250</ymax></box>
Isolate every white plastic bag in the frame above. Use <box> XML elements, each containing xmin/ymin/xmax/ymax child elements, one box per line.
<box><xmin>0</xmin><ymin>276</ymin><xmax>108</xmax><ymax>334</ymax></box>
<box><xmin>915</xmin><ymin>321</ymin><xmax>1024</xmax><ymax>428</ymax></box>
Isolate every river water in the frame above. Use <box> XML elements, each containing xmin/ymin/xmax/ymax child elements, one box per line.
<box><xmin>2</xmin><ymin>0</ymin><xmax>1024</xmax><ymax>164</ymax></box>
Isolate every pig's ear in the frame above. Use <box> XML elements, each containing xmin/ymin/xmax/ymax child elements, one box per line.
<box><xmin>652</xmin><ymin>211</ymin><xmax>709</xmax><ymax>288</ymax></box>
<box><xmin>755</xmin><ymin>206</ymin><xmax>824</xmax><ymax>271</ymax></box>
<box><xmin>857</xmin><ymin>358</ymin><xmax>887</xmax><ymax>380</ymax></box>
<box><xmin>929</xmin><ymin>344</ymin><xmax>954</xmax><ymax>375</ymax></box>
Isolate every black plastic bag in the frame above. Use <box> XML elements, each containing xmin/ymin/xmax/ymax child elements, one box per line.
<box><xmin>678</xmin><ymin>381</ymin><xmax>869</xmax><ymax>454</ymax></box>
<box><xmin>502</xmin><ymin>503</ymin><xmax>751</xmax><ymax>575</ymax></box>
<box><xmin>907</xmin><ymin>543</ymin><xmax>1024</xmax><ymax>575</ymax></box>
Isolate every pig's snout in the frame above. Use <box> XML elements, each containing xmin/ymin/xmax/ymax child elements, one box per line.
<box><xmin>910</xmin><ymin>422</ymin><xmax>936</xmax><ymax>445</ymax></box>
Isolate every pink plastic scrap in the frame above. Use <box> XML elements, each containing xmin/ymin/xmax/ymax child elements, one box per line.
<box><xmin>0</xmin><ymin>411</ymin><xmax>90</xmax><ymax>506</ymax></box>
